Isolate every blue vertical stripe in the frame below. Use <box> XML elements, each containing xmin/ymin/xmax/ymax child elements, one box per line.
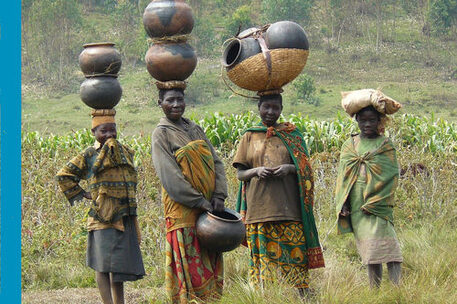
<box><xmin>0</xmin><ymin>1</ymin><xmax>22</xmax><ymax>302</ymax></box>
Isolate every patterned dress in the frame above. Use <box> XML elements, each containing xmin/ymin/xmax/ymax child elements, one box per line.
<box><xmin>234</xmin><ymin>123</ymin><xmax>325</xmax><ymax>288</ymax></box>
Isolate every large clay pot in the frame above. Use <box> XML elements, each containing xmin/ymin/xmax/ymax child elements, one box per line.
<box><xmin>196</xmin><ymin>208</ymin><xmax>246</xmax><ymax>252</ymax></box>
<box><xmin>143</xmin><ymin>0</ymin><xmax>194</xmax><ymax>38</ymax></box>
<box><xmin>145</xmin><ymin>42</ymin><xmax>197</xmax><ymax>81</ymax></box>
<box><xmin>265</xmin><ymin>21</ymin><xmax>309</xmax><ymax>50</ymax></box>
<box><xmin>79</xmin><ymin>42</ymin><xmax>122</xmax><ymax>76</ymax></box>
<box><xmin>222</xmin><ymin>37</ymin><xmax>261</xmax><ymax>69</ymax></box>
<box><xmin>80</xmin><ymin>77</ymin><xmax>122</xmax><ymax>109</ymax></box>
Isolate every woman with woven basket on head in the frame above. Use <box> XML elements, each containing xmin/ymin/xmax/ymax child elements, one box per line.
<box><xmin>335</xmin><ymin>89</ymin><xmax>403</xmax><ymax>288</ymax></box>
<box><xmin>232</xmin><ymin>92</ymin><xmax>325</xmax><ymax>296</ymax></box>
<box><xmin>151</xmin><ymin>82</ymin><xmax>228</xmax><ymax>303</ymax></box>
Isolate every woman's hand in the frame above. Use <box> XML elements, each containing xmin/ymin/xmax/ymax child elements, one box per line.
<box><xmin>83</xmin><ymin>191</ymin><xmax>92</xmax><ymax>200</ymax></box>
<box><xmin>256</xmin><ymin>167</ymin><xmax>275</xmax><ymax>179</ymax></box>
<box><xmin>271</xmin><ymin>164</ymin><xmax>295</xmax><ymax>177</ymax></box>
<box><xmin>200</xmin><ymin>199</ymin><xmax>213</xmax><ymax>212</ymax></box>
<box><xmin>211</xmin><ymin>197</ymin><xmax>225</xmax><ymax>212</ymax></box>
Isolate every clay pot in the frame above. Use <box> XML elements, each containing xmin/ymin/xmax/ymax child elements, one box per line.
<box><xmin>143</xmin><ymin>0</ymin><xmax>194</xmax><ymax>38</ymax></box>
<box><xmin>80</xmin><ymin>77</ymin><xmax>122</xmax><ymax>109</ymax></box>
<box><xmin>196</xmin><ymin>208</ymin><xmax>246</xmax><ymax>252</ymax></box>
<box><xmin>265</xmin><ymin>21</ymin><xmax>309</xmax><ymax>50</ymax></box>
<box><xmin>145</xmin><ymin>42</ymin><xmax>197</xmax><ymax>81</ymax></box>
<box><xmin>79</xmin><ymin>42</ymin><xmax>122</xmax><ymax>76</ymax></box>
<box><xmin>222</xmin><ymin>37</ymin><xmax>261</xmax><ymax>69</ymax></box>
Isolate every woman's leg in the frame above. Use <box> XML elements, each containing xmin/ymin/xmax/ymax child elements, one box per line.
<box><xmin>110</xmin><ymin>273</ymin><xmax>125</xmax><ymax>304</ymax></box>
<box><xmin>96</xmin><ymin>271</ymin><xmax>113</xmax><ymax>304</ymax></box>
<box><xmin>368</xmin><ymin>264</ymin><xmax>383</xmax><ymax>288</ymax></box>
<box><xmin>387</xmin><ymin>262</ymin><xmax>401</xmax><ymax>285</ymax></box>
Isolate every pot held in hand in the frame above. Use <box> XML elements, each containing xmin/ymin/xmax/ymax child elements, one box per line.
<box><xmin>196</xmin><ymin>208</ymin><xmax>246</xmax><ymax>253</ymax></box>
<box><xmin>80</xmin><ymin>77</ymin><xmax>122</xmax><ymax>109</ymax></box>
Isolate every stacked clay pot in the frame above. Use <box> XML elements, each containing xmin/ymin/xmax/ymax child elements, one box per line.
<box><xmin>222</xmin><ymin>21</ymin><xmax>309</xmax><ymax>93</ymax></box>
<box><xmin>143</xmin><ymin>0</ymin><xmax>197</xmax><ymax>83</ymax></box>
<box><xmin>79</xmin><ymin>42</ymin><xmax>122</xmax><ymax>109</ymax></box>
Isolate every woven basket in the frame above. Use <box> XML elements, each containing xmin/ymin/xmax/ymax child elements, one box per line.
<box><xmin>226</xmin><ymin>48</ymin><xmax>309</xmax><ymax>92</ymax></box>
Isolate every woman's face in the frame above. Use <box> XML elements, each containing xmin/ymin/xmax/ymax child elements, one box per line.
<box><xmin>159</xmin><ymin>89</ymin><xmax>185</xmax><ymax>122</ymax></box>
<box><xmin>356</xmin><ymin>109</ymin><xmax>380</xmax><ymax>138</ymax></box>
<box><xmin>92</xmin><ymin>123</ymin><xmax>117</xmax><ymax>146</ymax></box>
<box><xmin>259</xmin><ymin>97</ymin><xmax>282</xmax><ymax>127</ymax></box>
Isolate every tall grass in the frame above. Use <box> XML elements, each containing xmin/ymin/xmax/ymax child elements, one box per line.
<box><xmin>22</xmin><ymin>114</ymin><xmax>457</xmax><ymax>303</ymax></box>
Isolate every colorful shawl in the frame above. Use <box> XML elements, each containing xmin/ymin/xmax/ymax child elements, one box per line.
<box><xmin>236</xmin><ymin>122</ymin><xmax>325</xmax><ymax>269</ymax></box>
<box><xmin>162</xmin><ymin>139</ymin><xmax>216</xmax><ymax>232</ymax></box>
<box><xmin>334</xmin><ymin>135</ymin><xmax>399</xmax><ymax>234</ymax></box>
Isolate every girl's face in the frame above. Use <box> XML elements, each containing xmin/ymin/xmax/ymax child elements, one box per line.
<box><xmin>356</xmin><ymin>109</ymin><xmax>380</xmax><ymax>138</ymax></box>
<box><xmin>159</xmin><ymin>89</ymin><xmax>185</xmax><ymax>122</ymax></box>
<box><xmin>92</xmin><ymin>123</ymin><xmax>117</xmax><ymax>146</ymax></box>
<box><xmin>259</xmin><ymin>98</ymin><xmax>282</xmax><ymax>127</ymax></box>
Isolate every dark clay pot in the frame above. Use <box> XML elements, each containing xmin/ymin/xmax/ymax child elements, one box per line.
<box><xmin>79</xmin><ymin>42</ymin><xmax>122</xmax><ymax>76</ymax></box>
<box><xmin>143</xmin><ymin>0</ymin><xmax>194</xmax><ymax>38</ymax></box>
<box><xmin>145</xmin><ymin>42</ymin><xmax>197</xmax><ymax>81</ymax></box>
<box><xmin>196</xmin><ymin>208</ymin><xmax>246</xmax><ymax>253</ymax></box>
<box><xmin>222</xmin><ymin>37</ymin><xmax>261</xmax><ymax>69</ymax></box>
<box><xmin>265</xmin><ymin>21</ymin><xmax>309</xmax><ymax>50</ymax></box>
<box><xmin>80</xmin><ymin>77</ymin><xmax>122</xmax><ymax>109</ymax></box>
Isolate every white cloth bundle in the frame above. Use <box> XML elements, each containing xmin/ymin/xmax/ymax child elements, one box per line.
<box><xmin>341</xmin><ymin>89</ymin><xmax>402</xmax><ymax>117</ymax></box>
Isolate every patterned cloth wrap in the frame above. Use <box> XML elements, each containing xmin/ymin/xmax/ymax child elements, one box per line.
<box><xmin>335</xmin><ymin>136</ymin><xmax>399</xmax><ymax>233</ymax></box>
<box><xmin>163</xmin><ymin>140</ymin><xmax>223</xmax><ymax>303</ymax></box>
<box><xmin>56</xmin><ymin>138</ymin><xmax>138</xmax><ymax>231</ymax></box>
<box><xmin>236</xmin><ymin>123</ymin><xmax>325</xmax><ymax>287</ymax></box>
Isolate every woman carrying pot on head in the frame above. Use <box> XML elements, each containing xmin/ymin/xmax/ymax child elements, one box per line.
<box><xmin>335</xmin><ymin>90</ymin><xmax>403</xmax><ymax>288</ymax></box>
<box><xmin>232</xmin><ymin>92</ymin><xmax>325</xmax><ymax>296</ymax></box>
<box><xmin>151</xmin><ymin>82</ymin><xmax>228</xmax><ymax>303</ymax></box>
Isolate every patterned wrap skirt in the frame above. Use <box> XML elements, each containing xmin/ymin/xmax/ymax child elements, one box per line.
<box><xmin>246</xmin><ymin>221</ymin><xmax>309</xmax><ymax>288</ymax></box>
<box><xmin>166</xmin><ymin>226</ymin><xmax>223</xmax><ymax>304</ymax></box>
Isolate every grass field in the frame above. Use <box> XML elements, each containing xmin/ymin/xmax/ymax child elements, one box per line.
<box><xmin>21</xmin><ymin>116</ymin><xmax>457</xmax><ymax>303</ymax></box>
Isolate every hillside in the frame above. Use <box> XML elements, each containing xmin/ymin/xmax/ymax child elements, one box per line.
<box><xmin>21</xmin><ymin>0</ymin><xmax>457</xmax><ymax>135</ymax></box>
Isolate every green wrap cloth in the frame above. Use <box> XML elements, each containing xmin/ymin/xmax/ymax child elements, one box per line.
<box><xmin>335</xmin><ymin>135</ymin><xmax>399</xmax><ymax>234</ymax></box>
<box><xmin>236</xmin><ymin>122</ymin><xmax>325</xmax><ymax>269</ymax></box>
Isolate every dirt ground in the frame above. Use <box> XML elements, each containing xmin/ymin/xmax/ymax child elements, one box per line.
<box><xmin>22</xmin><ymin>288</ymin><xmax>160</xmax><ymax>304</ymax></box>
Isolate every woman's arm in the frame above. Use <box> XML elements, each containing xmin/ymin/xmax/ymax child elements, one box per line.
<box><xmin>152</xmin><ymin>128</ymin><xmax>212</xmax><ymax>211</ymax></box>
<box><xmin>55</xmin><ymin>151</ymin><xmax>91</xmax><ymax>205</ymax></box>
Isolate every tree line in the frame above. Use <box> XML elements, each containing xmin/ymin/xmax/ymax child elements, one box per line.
<box><xmin>22</xmin><ymin>0</ymin><xmax>457</xmax><ymax>93</ymax></box>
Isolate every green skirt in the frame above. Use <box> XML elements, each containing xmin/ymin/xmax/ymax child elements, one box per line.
<box><xmin>87</xmin><ymin>216</ymin><xmax>145</xmax><ymax>282</ymax></box>
<box><xmin>350</xmin><ymin>180</ymin><xmax>403</xmax><ymax>265</ymax></box>
<box><xmin>246</xmin><ymin>221</ymin><xmax>309</xmax><ymax>288</ymax></box>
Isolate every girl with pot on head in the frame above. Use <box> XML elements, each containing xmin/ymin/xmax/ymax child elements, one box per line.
<box><xmin>232</xmin><ymin>93</ymin><xmax>325</xmax><ymax>296</ymax></box>
<box><xmin>151</xmin><ymin>84</ymin><xmax>228</xmax><ymax>303</ymax></box>
<box><xmin>56</xmin><ymin>109</ymin><xmax>145</xmax><ymax>304</ymax></box>
<box><xmin>335</xmin><ymin>91</ymin><xmax>403</xmax><ymax>288</ymax></box>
